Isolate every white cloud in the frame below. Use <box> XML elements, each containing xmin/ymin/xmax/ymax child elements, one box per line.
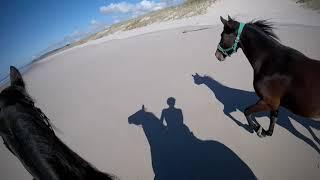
<box><xmin>89</xmin><ymin>19</ymin><xmax>108</xmax><ymax>32</ymax></box>
<box><xmin>90</xmin><ymin>19</ymin><xmax>99</xmax><ymax>25</ymax></box>
<box><xmin>100</xmin><ymin>2</ymin><xmax>133</xmax><ymax>14</ymax></box>
<box><xmin>100</xmin><ymin>0</ymin><xmax>167</xmax><ymax>16</ymax></box>
<box><xmin>160</xmin><ymin>0</ymin><xmax>183</xmax><ymax>6</ymax></box>
<box><xmin>68</xmin><ymin>30</ymin><xmax>88</xmax><ymax>42</ymax></box>
<box><xmin>71</xmin><ymin>30</ymin><xmax>80</xmax><ymax>36</ymax></box>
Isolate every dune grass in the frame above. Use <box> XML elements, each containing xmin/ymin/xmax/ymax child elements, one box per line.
<box><xmin>30</xmin><ymin>0</ymin><xmax>216</xmax><ymax>61</ymax></box>
<box><xmin>85</xmin><ymin>0</ymin><xmax>216</xmax><ymax>41</ymax></box>
<box><xmin>296</xmin><ymin>0</ymin><xmax>320</xmax><ymax>10</ymax></box>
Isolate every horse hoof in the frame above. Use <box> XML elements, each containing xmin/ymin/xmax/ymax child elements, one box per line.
<box><xmin>256</xmin><ymin>126</ymin><xmax>264</xmax><ymax>138</ymax></box>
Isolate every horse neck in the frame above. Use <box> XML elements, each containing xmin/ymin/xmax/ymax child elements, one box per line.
<box><xmin>49</xmin><ymin>136</ymin><xmax>109</xmax><ymax>178</ymax></box>
<box><xmin>203</xmin><ymin>76</ymin><xmax>225</xmax><ymax>95</ymax></box>
<box><xmin>25</xmin><ymin>111</ymin><xmax>103</xmax><ymax>178</ymax></box>
<box><xmin>141</xmin><ymin>114</ymin><xmax>164</xmax><ymax>146</ymax></box>
<box><xmin>240</xmin><ymin>25</ymin><xmax>280</xmax><ymax>73</ymax></box>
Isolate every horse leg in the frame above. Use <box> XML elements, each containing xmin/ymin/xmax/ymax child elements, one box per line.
<box><xmin>264</xmin><ymin>110</ymin><xmax>278</xmax><ymax>136</ymax></box>
<box><xmin>225</xmin><ymin>110</ymin><xmax>254</xmax><ymax>133</ymax></box>
<box><xmin>244</xmin><ymin>100</ymin><xmax>274</xmax><ymax>138</ymax></box>
<box><xmin>306</xmin><ymin>126</ymin><xmax>320</xmax><ymax>146</ymax></box>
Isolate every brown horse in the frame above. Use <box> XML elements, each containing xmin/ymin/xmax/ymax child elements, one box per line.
<box><xmin>215</xmin><ymin>16</ymin><xmax>320</xmax><ymax>138</ymax></box>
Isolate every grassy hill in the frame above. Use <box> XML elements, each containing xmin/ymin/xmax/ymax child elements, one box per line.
<box><xmin>296</xmin><ymin>0</ymin><xmax>320</xmax><ymax>10</ymax></box>
<box><xmin>73</xmin><ymin>0</ymin><xmax>216</xmax><ymax>44</ymax></box>
<box><xmin>35</xmin><ymin>0</ymin><xmax>216</xmax><ymax>61</ymax></box>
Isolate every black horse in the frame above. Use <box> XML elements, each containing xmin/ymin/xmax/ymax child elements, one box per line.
<box><xmin>128</xmin><ymin>105</ymin><xmax>256</xmax><ymax>180</ymax></box>
<box><xmin>215</xmin><ymin>16</ymin><xmax>320</xmax><ymax>138</ymax></box>
<box><xmin>0</xmin><ymin>66</ymin><xmax>114</xmax><ymax>180</ymax></box>
<box><xmin>192</xmin><ymin>73</ymin><xmax>320</xmax><ymax>153</ymax></box>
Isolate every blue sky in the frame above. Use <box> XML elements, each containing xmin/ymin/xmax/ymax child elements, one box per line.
<box><xmin>0</xmin><ymin>0</ymin><xmax>183</xmax><ymax>80</ymax></box>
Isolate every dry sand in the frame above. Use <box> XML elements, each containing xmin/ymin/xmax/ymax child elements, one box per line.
<box><xmin>1</xmin><ymin>0</ymin><xmax>320</xmax><ymax>179</ymax></box>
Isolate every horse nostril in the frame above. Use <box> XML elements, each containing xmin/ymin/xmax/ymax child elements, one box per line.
<box><xmin>215</xmin><ymin>51</ymin><xmax>218</xmax><ymax>58</ymax></box>
<box><xmin>215</xmin><ymin>51</ymin><xmax>225</xmax><ymax>61</ymax></box>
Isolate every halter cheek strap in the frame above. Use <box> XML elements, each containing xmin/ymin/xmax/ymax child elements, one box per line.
<box><xmin>217</xmin><ymin>22</ymin><xmax>245</xmax><ymax>57</ymax></box>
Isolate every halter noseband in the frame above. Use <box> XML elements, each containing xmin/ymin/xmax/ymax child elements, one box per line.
<box><xmin>217</xmin><ymin>22</ymin><xmax>245</xmax><ymax>57</ymax></box>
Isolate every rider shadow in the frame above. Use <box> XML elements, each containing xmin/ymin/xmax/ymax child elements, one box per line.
<box><xmin>192</xmin><ymin>73</ymin><xmax>320</xmax><ymax>154</ymax></box>
<box><xmin>128</xmin><ymin>105</ymin><xmax>256</xmax><ymax>180</ymax></box>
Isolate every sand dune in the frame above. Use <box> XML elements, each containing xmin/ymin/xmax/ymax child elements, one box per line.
<box><xmin>1</xmin><ymin>0</ymin><xmax>320</xmax><ymax>179</ymax></box>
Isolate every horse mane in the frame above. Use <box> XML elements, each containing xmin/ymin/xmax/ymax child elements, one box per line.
<box><xmin>202</xmin><ymin>75</ymin><xmax>223</xmax><ymax>85</ymax></box>
<box><xmin>146</xmin><ymin>112</ymin><xmax>161</xmax><ymax>123</ymax></box>
<box><xmin>203</xmin><ymin>75</ymin><xmax>215</xmax><ymax>81</ymax></box>
<box><xmin>1</xmin><ymin>86</ymin><xmax>54</xmax><ymax>132</ymax></box>
<box><xmin>249</xmin><ymin>19</ymin><xmax>279</xmax><ymax>41</ymax></box>
<box><xmin>52</xmin><ymin>137</ymin><xmax>114</xmax><ymax>179</ymax></box>
<box><xmin>144</xmin><ymin>111</ymin><xmax>166</xmax><ymax>129</ymax></box>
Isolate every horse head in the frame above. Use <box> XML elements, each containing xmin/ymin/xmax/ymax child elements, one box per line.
<box><xmin>192</xmin><ymin>73</ymin><xmax>206</xmax><ymax>85</ymax></box>
<box><xmin>128</xmin><ymin>105</ymin><xmax>148</xmax><ymax>125</ymax></box>
<box><xmin>0</xmin><ymin>66</ymin><xmax>34</xmax><ymax>119</ymax></box>
<box><xmin>215</xmin><ymin>15</ymin><xmax>244</xmax><ymax>61</ymax></box>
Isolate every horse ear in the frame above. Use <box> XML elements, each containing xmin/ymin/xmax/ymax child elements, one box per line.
<box><xmin>142</xmin><ymin>105</ymin><xmax>145</xmax><ymax>111</ymax></box>
<box><xmin>228</xmin><ymin>15</ymin><xmax>233</xmax><ymax>21</ymax></box>
<box><xmin>220</xmin><ymin>16</ymin><xmax>227</xmax><ymax>25</ymax></box>
<box><xmin>10</xmin><ymin>66</ymin><xmax>25</xmax><ymax>88</ymax></box>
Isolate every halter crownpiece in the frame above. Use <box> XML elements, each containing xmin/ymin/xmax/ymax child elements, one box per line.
<box><xmin>217</xmin><ymin>22</ymin><xmax>245</xmax><ymax>57</ymax></box>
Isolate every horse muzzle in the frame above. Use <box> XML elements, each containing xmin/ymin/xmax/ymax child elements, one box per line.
<box><xmin>128</xmin><ymin>117</ymin><xmax>133</xmax><ymax>124</ymax></box>
<box><xmin>215</xmin><ymin>50</ymin><xmax>225</xmax><ymax>61</ymax></box>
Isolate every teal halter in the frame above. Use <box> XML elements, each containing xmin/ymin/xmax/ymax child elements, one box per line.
<box><xmin>217</xmin><ymin>22</ymin><xmax>245</xmax><ymax>57</ymax></box>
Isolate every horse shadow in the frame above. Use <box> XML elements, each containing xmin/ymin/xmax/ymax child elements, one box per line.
<box><xmin>192</xmin><ymin>73</ymin><xmax>320</xmax><ymax>154</ymax></box>
<box><xmin>128</xmin><ymin>105</ymin><xmax>256</xmax><ymax>180</ymax></box>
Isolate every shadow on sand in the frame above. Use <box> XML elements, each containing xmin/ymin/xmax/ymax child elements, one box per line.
<box><xmin>128</xmin><ymin>105</ymin><xmax>256</xmax><ymax>180</ymax></box>
<box><xmin>192</xmin><ymin>73</ymin><xmax>320</xmax><ymax>154</ymax></box>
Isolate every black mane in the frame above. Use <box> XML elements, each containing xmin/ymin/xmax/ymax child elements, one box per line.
<box><xmin>249</xmin><ymin>19</ymin><xmax>279</xmax><ymax>40</ymax></box>
<box><xmin>1</xmin><ymin>86</ymin><xmax>54</xmax><ymax>132</ymax></box>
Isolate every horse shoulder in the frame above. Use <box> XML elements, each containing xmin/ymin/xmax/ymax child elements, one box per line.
<box><xmin>253</xmin><ymin>63</ymin><xmax>292</xmax><ymax>108</ymax></box>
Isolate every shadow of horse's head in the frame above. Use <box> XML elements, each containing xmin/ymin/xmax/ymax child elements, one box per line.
<box><xmin>128</xmin><ymin>105</ymin><xmax>147</xmax><ymax>125</ymax></box>
<box><xmin>192</xmin><ymin>73</ymin><xmax>207</xmax><ymax>85</ymax></box>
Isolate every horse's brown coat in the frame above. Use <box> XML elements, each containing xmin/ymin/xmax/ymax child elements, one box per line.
<box><xmin>216</xmin><ymin>16</ymin><xmax>320</xmax><ymax>137</ymax></box>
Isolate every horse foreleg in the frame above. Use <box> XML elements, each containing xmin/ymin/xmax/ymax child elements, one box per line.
<box><xmin>225</xmin><ymin>110</ymin><xmax>254</xmax><ymax>133</ymax></box>
<box><xmin>245</xmin><ymin>100</ymin><xmax>274</xmax><ymax>138</ymax></box>
<box><xmin>264</xmin><ymin>110</ymin><xmax>278</xmax><ymax>136</ymax></box>
<box><xmin>306</xmin><ymin>126</ymin><xmax>320</xmax><ymax>146</ymax></box>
